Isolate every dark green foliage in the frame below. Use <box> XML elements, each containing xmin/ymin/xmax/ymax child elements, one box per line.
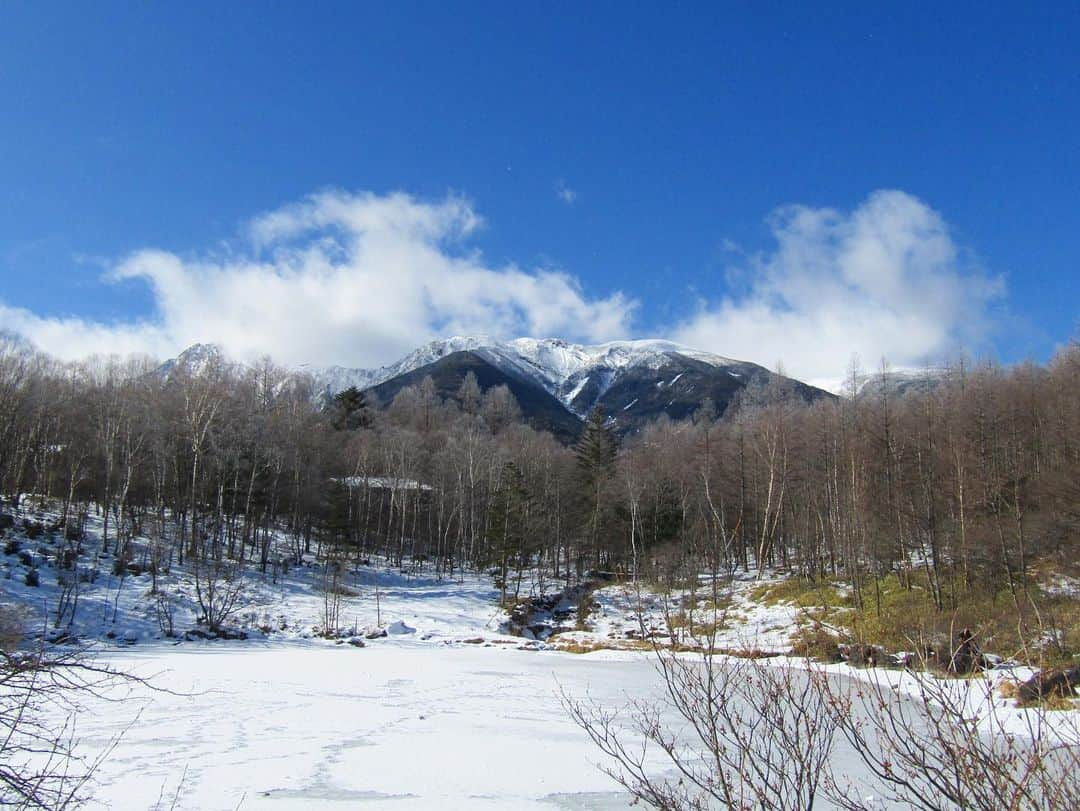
<box><xmin>320</xmin><ymin>479</ymin><xmax>353</xmax><ymax>549</ymax></box>
<box><xmin>574</xmin><ymin>407</ymin><xmax>617</xmax><ymax>481</ymax></box>
<box><xmin>331</xmin><ymin>386</ymin><xmax>372</xmax><ymax>430</ymax></box>
<box><xmin>487</xmin><ymin>461</ymin><xmax>531</xmax><ymax>601</ymax></box>
<box><xmin>573</xmin><ymin>407</ymin><xmax>621</xmax><ymax>567</ymax></box>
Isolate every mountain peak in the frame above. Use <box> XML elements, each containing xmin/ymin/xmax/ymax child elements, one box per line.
<box><xmin>157</xmin><ymin>342</ymin><xmax>227</xmax><ymax>378</ymax></box>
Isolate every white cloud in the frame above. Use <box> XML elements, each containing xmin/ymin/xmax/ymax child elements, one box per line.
<box><xmin>554</xmin><ymin>179</ymin><xmax>577</xmax><ymax>206</ymax></box>
<box><xmin>2</xmin><ymin>188</ymin><xmax>1003</xmax><ymax>387</ymax></box>
<box><xmin>672</xmin><ymin>190</ymin><xmax>1004</xmax><ymax>389</ymax></box>
<box><xmin>2</xmin><ymin>190</ymin><xmax>635</xmax><ymax>368</ymax></box>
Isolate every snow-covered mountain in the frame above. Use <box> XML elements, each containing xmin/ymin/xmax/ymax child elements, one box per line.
<box><xmin>853</xmin><ymin>368</ymin><xmax>949</xmax><ymax>400</ymax></box>
<box><xmin>155</xmin><ymin>342</ymin><xmax>228</xmax><ymax>378</ymax></box>
<box><xmin>309</xmin><ymin>336</ymin><xmax>750</xmax><ymax>417</ymax></box>
<box><xmin>159</xmin><ymin>337</ymin><xmax>834</xmax><ymax>439</ymax></box>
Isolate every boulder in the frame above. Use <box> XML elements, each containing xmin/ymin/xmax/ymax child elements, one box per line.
<box><xmin>364</xmin><ymin>627</ymin><xmax>388</xmax><ymax>640</ymax></box>
<box><xmin>387</xmin><ymin>620</ymin><xmax>416</xmax><ymax>635</ymax></box>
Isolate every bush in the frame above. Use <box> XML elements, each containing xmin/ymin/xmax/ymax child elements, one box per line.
<box><xmin>3</xmin><ymin>539</ymin><xmax>18</xmax><ymax>556</ymax></box>
<box><xmin>792</xmin><ymin>621</ymin><xmax>845</xmax><ymax>661</ymax></box>
<box><xmin>17</xmin><ymin>550</ymin><xmax>32</xmax><ymax>567</ymax></box>
<box><xmin>22</xmin><ymin>520</ymin><xmax>43</xmax><ymax>539</ymax></box>
<box><xmin>24</xmin><ymin>569</ymin><xmax>39</xmax><ymax>587</ymax></box>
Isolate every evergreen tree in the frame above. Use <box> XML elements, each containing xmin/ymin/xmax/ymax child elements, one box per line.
<box><xmin>487</xmin><ymin>460</ymin><xmax>530</xmax><ymax>603</ymax></box>
<box><xmin>331</xmin><ymin>386</ymin><xmax>372</xmax><ymax>430</ymax></box>
<box><xmin>573</xmin><ymin>407</ymin><xmax>617</xmax><ymax>570</ymax></box>
<box><xmin>574</xmin><ymin>407</ymin><xmax>617</xmax><ymax>481</ymax></box>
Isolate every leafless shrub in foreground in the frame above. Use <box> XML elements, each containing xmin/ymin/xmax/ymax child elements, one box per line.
<box><xmin>823</xmin><ymin>667</ymin><xmax>1080</xmax><ymax>811</ymax></box>
<box><xmin>566</xmin><ymin>635</ymin><xmax>1080</xmax><ymax>811</ymax></box>
<box><xmin>562</xmin><ymin>651</ymin><xmax>837</xmax><ymax>810</ymax></box>
<box><xmin>0</xmin><ymin>618</ymin><xmax>140</xmax><ymax>809</ymax></box>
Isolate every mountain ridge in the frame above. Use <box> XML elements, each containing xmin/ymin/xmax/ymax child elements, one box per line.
<box><xmin>161</xmin><ymin>337</ymin><xmax>836</xmax><ymax>439</ymax></box>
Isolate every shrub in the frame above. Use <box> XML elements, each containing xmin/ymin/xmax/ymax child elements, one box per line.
<box><xmin>3</xmin><ymin>539</ymin><xmax>18</xmax><ymax>556</ymax></box>
<box><xmin>792</xmin><ymin>621</ymin><xmax>845</xmax><ymax>661</ymax></box>
<box><xmin>24</xmin><ymin>569</ymin><xmax>39</xmax><ymax>587</ymax></box>
<box><xmin>575</xmin><ymin>591</ymin><xmax>599</xmax><ymax>631</ymax></box>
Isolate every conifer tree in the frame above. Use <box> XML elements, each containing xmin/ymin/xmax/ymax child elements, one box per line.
<box><xmin>574</xmin><ymin>407</ymin><xmax>617</xmax><ymax>570</ymax></box>
<box><xmin>331</xmin><ymin>386</ymin><xmax>372</xmax><ymax>430</ymax></box>
<box><xmin>575</xmin><ymin>407</ymin><xmax>617</xmax><ymax>478</ymax></box>
<box><xmin>487</xmin><ymin>460</ymin><xmax>530</xmax><ymax>602</ymax></box>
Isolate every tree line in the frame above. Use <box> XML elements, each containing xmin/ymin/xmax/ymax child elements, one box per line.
<box><xmin>1</xmin><ymin>331</ymin><xmax>1078</xmax><ymax>630</ymax></box>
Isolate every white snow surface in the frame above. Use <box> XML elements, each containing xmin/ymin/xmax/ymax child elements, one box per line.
<box><xmin>6</xmin><ymin>507</ymin><xmax>1080</xmax><ymax>810</ymax></box>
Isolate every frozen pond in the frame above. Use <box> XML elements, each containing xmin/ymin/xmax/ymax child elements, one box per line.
<box><xmin>67</xmin><ymin>644</ymin><xmax>670</xmax><ymax>810</ymax></box>
<box><xmin>43</xmin><ymin>641</ymin><xmax>1073</xmax><ymax>810</ymax></box>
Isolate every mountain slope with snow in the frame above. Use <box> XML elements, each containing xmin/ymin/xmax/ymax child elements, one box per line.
<box><xmin>309</xmin><ymin>336</ymin><xmax>769</xmax><ymax>416</ymax></box>
<box><xmin>159</xmin><ymin>337</ymin><xmax>835</xmax><ymax>438</ymax></box>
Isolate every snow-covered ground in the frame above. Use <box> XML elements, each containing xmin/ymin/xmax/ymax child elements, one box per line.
<box><xmin>45</xmin><ymin>641</ymin><xmax>1080</xmax><ymax>810</ymax></box>
<box><xmin>0</xmin><ymin>504</ymin><xmax>529</xmax><ymax>649</ymax></box>
<box><xmin>48</xmin><ymin>644</ymin><xmax>664</xmax><ymax>810</ymax></box>
<box><xmin>5</xmin><ymin>504</ymin><xmax>1080</xmax><ymax>809</ymax></box>
<box><xmin>548</xmin><ymin>573</ymin><xmax>799</xmax><ymax>653</ymax></box>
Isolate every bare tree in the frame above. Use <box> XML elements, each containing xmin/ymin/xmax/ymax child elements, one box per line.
<box><xmin>192</xmin><ymin>555</ymin><xmax>245</xmax><ymax>634</ymax></box>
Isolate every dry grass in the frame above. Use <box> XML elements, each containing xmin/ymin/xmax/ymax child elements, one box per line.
<box><xmin>1017</xmin><ymin>693</ymin><xmax>1079</xmax><ymax>711</ymax></box>
<box><xmin>751</xmin><ymin>578</ymin><xmax>851</xmax><ymax>611</ymax></box>
<box><xmin>553</xmin><ymin>638</ymin><xmax>652</xmax><ymax>654</ymax></box>
<box><xmin>666</xmin><ymin>613</ymin><xmax>727</xmax><ymax>637</ymax></box>
<box><xmin>998</xmin><ymin>680</ymin><xmax>1021</xmax><ymax>700</ymax></box>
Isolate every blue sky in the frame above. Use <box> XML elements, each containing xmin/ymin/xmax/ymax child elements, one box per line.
<box><xmin>1</xmin><ymin>3</ymin><xmax>1077</xmax><ymax>384</ymax></box>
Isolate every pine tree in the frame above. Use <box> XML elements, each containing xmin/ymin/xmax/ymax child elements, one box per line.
<box><xmin>487</xmin><ymin>461</ymin><xmax>530</xmax><ymax>603</ymax></box>
<box><xmin>331</xmin><ymin>386</ymin><xmax>372</xmax><ymax>430</ymax></box>
<box><xmin>575</xmin><ymin>407</ymin><xmax>617</xmax><ymax>481</ymax></box>
<box><xmin>574</xmin><ymin>407</ymin><xmax>617</xmax><ymax>571</ymax></box>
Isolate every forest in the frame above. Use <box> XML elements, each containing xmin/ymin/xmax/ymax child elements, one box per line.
<box><xmin>2</xmin><ymin>331</ymin><xmax>1078</xmax><ymax>661</ymax></box>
